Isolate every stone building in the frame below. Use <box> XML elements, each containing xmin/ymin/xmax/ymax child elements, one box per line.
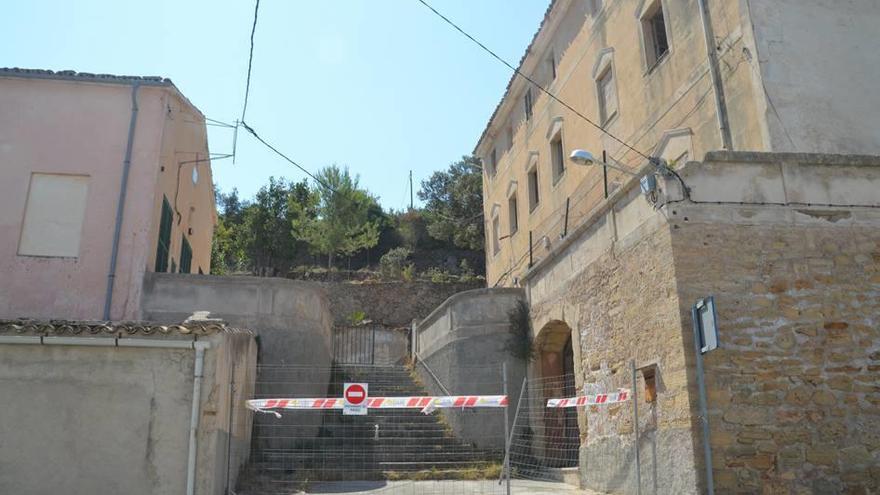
<box><xmin>0</xmin><ymin>68</ymin><xmax>217</xmax><ymax>321</ymax></box>
<box><xmin>477</xmin><ymin>0</ymin><xmax>880</xmax><ymax>288</ymax></box>
<box><xmin>471</xmin><ymin>0</ymin><xmax>880</xmax><ymax>493</ymax></box>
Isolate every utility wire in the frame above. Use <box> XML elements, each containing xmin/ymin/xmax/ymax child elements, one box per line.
<box><xmin>239</xmin><ymin>121</ymin><xmax>337</xmax><ymax>193</ymax></box>
<box><xmin>240</xmin><ymin>0</ymin><xmax>260</xmax><ymax>122</ymax></box>
<box><xmin>414</xmin><ymin>0</ymin><xmax>650</xmax><ymax>161</ymax></box>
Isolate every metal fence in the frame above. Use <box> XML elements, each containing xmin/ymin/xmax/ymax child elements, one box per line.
<box><xmin>231</xmin><ymin>363</ymin><xmax>511</xmax><ymax>495</ymax></box>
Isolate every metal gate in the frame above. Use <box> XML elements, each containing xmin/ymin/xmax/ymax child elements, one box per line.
<box><xmin>232</xmin><ymin>363</ymin><xmax>515</xmax><ymax>495</ymax></box>
<box><xmin>332</xmin><ymin>326</ymin><xmax>376</xmax><ymax>365</ymax></box>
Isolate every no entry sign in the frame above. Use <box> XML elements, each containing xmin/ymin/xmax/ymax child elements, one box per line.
<box><xmin>343</xmin><ymin>383</ymin><xmax>368</xmax><ymax>415</ymax></box>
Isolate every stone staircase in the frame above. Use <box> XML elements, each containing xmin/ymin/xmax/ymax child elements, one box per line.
<box><xmin>237</xmin><ymin>364</ymin><xmax>502</xmax><ymax>491</ymax></box>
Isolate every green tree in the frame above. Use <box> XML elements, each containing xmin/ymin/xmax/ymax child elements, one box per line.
<box><xmin>418</xmin><ymin>155</ymin><xmax>484</xmax><ymax>250</ymax></box>
<box><xmin>240</xmin><ymin>177</ymin><xmax>311</xmax><ymax>276</ymax></box>
<box><xmin>291</xmin><ymin>165</ymin><xmax>381</xmax><ymax>268</ymax></box>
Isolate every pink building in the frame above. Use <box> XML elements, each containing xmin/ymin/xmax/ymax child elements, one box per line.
<box><xmin>0</xmin><ymin>68</ymin><xmax>217</xmax><ymax>321</ymax></box>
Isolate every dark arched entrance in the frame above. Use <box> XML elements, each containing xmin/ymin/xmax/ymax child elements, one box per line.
<box><xmin>537</xmin><ymin>320</ymin><xmax>579</xmax><ymax>467</ymax></box>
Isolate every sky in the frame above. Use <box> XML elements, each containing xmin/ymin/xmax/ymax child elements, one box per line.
<box><xmin>2</xmin><ymin>0</ymin><xmax>550</xmax><ymax>210</ymax></box>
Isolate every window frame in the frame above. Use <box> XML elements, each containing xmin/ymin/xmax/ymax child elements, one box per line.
<box><xmin>17</xmin><ymin>173</ymin><xmax>90</xmax><ymax>259</ymax></box>
<box><xmin>527</xmin><ymin>166</ymin><xmax>540</xmax><ymax>213</ymax></box>
<box><xmin>180</xmin><ymin>235</ymin><xmax>193</xmax><ymax>274</ymax></box>
<box><xmin>155</xmin><ymin>196</ymin><xmax>174</xmax><ymax>272</ymax></box>
<box><xmin>550</xmin><ymin>131</ymin><xmax>566</xmax><ymax>185</ymax></box>
<box><xmin>524</xmin><ymin>87</ymin><xmax>534</xmax><ymax>121</ymax></box>
<box><xmin>508</xmin><ymin>193</ymin><xmax>519</xmax><ymax>236</ymax></box>
<box><xmin>641</xmin><ymin>0</ymin><xmax>671</xmax><ymax>72</ymax></box>
<box><xmin>597</xmin><ymin>65</ymin><xmax>618</xmax><ymax>127</ymax></box>
<box><xmin>491</xmin><ymin>212</ymin><xmax>501</xmax><ymax>257</ymax></box>
<box><xmin>487</xmin><ymin>148</ymin><xmax>498</xmax><ymax>178</ymax></box>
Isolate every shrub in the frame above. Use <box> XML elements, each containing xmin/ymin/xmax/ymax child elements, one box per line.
<box><xmin>379</xmin><ymin>247</ymin><xmax>412</xmax><ymax>279</ymax></box>
<box><xmin>504</xmin><ymin>300</ymin><xmax>535</xmax><ymax>362</ymax></box>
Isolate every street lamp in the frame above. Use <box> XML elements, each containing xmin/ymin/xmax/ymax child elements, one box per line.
<box><xmin>568</xmin><ymin>149</ymin><xmax>640</xmax><ymax>175</ymax></box>
<box><xmin>568</xmin><ymin>149</ymin><xmax>665</xmax><ymax>197</ymax></box>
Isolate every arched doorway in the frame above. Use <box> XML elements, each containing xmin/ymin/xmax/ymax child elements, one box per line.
<box><xmin>535</xmin><ymin>320</ymin><xmax>579</xmax><ymax>467</ymax></box>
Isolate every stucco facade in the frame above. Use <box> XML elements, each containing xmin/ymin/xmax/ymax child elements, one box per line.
<box><xmin>0</xmin><ymin>69</ymin><xmax>216</xmax><ymax>321</ymax></box>
<box><xmin>476</xmin><ymin>0</ymin><xmax>880</xmax><ymax>287</ymax></box>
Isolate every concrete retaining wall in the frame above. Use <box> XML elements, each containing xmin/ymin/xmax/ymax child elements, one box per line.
<box><xmin>141</xmin><ymin>273</ymin><xmax>333</xmax><ymax>368</ymax></box>
<box><xmin>414</xmin><ymin>287</ymin><xmax>526</xmax><ymax>449</ymax></box>
<box><xmin>0</xmin><ymin>331</ymin><xmax>256</xmax><ymax>495</ymax></box>
<box><xmin>140</xmin><ymin>274</ymin><xmax>335</xmax><ymax>449</ymax></box>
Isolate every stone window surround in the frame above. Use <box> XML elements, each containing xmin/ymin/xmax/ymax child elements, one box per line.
<box><xmin>546</xmin><ymin>117</ymin><xmax>566</xmax><ymax>186</ymax></box>
<box><xmin>592</xmin><ymin>47</ymin><xmax>620</xmax><ymax>128</ymax></box>
<box><xmin>525</xmin><ymin>151</ymin><xmax>541</xmax><ymax>214</ymax></box>
<box><xmin>636</xmin><ymin>0</ymin><xmax>674</xmax><ymax>74</ymax></box>
<box><xmin>507</xmin><ymin>181</ymin><xmax>519</xmax><ymax>237</ymax></box>
<box><xmin>490</xmin><ymin>204</ymin><xmax>501</xmax><ymax>257</ymax></box>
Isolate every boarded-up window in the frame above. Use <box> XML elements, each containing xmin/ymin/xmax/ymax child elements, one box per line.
<box><xmin>597</xmin><ymin>67</ymin><xmax>618</xmax><ymax>126</ymax></box>
<box><xmin>18</xmin><ymin>173</ymin><xmax>89</xmax><ymax>258</ymax></box>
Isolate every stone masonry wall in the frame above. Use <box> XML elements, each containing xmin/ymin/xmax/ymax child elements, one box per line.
<box><xmin>671</xmin><ymin>220</ymin><xmax>880</xmax><ymax>494</ymax></box>
<box><xmin>320</xmin><ymin>281</ymin><xmax>480</xmax><ymax>328</ymax></box>
<box><xmin>528</xmin><ymin>220</ymin><xmax>700</xmax><ymax>495</ymax></box>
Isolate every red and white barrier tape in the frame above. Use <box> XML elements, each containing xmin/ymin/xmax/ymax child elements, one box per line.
<box><xmin>546</xmin><ymin>389</ymin><xmax>631</xmax><ymax>408</ymax></box>
<box><xmin>247</xmin><ymin>395</ymin><xmax>508</xmax><ymax>417</ymax></box>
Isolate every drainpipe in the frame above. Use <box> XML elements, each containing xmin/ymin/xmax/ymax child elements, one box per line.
<box><xmin>103</xmin><ymin>82</ymin><xmax>141</xmax><ymax>320</ymax></box>
<box><xmin>0</xmin><ymin>335</ymin><xmax>210</xmax><ymax>495</ymax></box>
<box><xmin>697</xmin><ymin>0</ymin><xmax>733</xmax><ymax>151</ymax></box>
<box><xmin>186</xmin><ymin>342</ymin><xmax>209</xmax><ymax>495</ymax></box>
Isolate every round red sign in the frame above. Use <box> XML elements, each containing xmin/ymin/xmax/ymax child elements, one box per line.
<box><xmin>345</xmin><ymin>384</ymin><xmax>367</xmax><ymax>405</ymax></box>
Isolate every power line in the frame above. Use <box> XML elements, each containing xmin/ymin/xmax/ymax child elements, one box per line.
<box><xmin>414</xmin><ymin>0</ymin><xmax>650</xmax><ymax>161</ymax></box>
<box><xmin>240</xmin><ymin>0</ymin><xmax>260</xmax><ymax>122</ymax></box>
<box><xmin>239</xmin><ymin>120</ymin><xmax>337</xmax><ymax>193</ymax></box>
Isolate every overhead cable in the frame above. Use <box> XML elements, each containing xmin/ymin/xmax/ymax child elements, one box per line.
<box><xmin>414</xmin><ymin>0</ymin><xmax>650</xmax><ymax>161</ymax></box>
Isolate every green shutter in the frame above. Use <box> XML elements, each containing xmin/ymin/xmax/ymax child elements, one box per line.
<box><xmin>155</xmin><ymin>197</ymin><xmax>173</xmax><ymax>272</ymax></box>
<box><xmin>180</xmin><ymin>236</ymin><xmax>193</xmax><ymax>274</ymax></box>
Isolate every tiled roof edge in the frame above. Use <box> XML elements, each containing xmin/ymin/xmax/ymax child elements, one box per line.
<box><xmin>0</xmin><ymin>319</ymin><xmax>253</xmax><ymax>337</ymax></box>
<box><xmin>0</xmin><ymin>67</ymin><xmax>173</xmax><ymax>86</ymax></box>
<box><xmin>472</xmin><ymin>0</ymin><xmax>559</xmax><ymax>155</ymax></box>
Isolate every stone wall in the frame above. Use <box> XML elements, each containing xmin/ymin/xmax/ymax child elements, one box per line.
<box><xmin>320</xmin><ymin>280</ymin><xmax>481</xmax><ymax>328</ymax></box>
<box><xmin>671</xmin><ymin>219</ymin><xmax>880</xmax><ymax>493</ymax></box>
<box><xmin>527</xmin><ymin>204</ymin><xmax>700</xmax><ymax>494</ymax></box>
<box><xmin>518</xmin><ymin>152</ymin><xmax>880</xmax><ymax>493</ymax></box>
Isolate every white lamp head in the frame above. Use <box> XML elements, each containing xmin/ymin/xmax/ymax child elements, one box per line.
<box><xmin>569</xmin><ymin>149</ymin><xmax>596</xmax><ymax>166</ymax></box>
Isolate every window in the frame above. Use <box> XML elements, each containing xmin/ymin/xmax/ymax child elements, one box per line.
<box><xmin>547</xmin><ymin>51</ymin><xmax>557</xmax><ymax>81</ymax></box>
<box><xmin>491</xmin><ymin>215</ymin><xmax>501</xmax><ymax>256</ymax></box>
<box><xmin>643</xmin><ymin>368</ymin><xmax>657</xmax><ymax>403</ymax></box>
<box><xmin>180</xmin><ymin>235</ymin><xmax>193</xmax><ymax>274</ymax></box>
<box><xmin>506</xmin><ymin>125</ymin><xmax>514</xmax><ymax>153</ymax></box>
<box><xmin>528</xmin><ymin>167</ymin><xmax>539</xmax><ymax>212</ymax></box>
<box><xmin>642</xmin><ymin>0</ymin><xmax>670</xmax><ymax>70</ymax></box>
<box><xmin>508</xmin><ymin>194</ymin><xmax>518</xmax><ymax>235</ymax></box>
<box><xmin>550</xmin><ymin>132</ymin><xmax>565</xmax><ymax>184</ymax></box>
<box><xmin>155</xmin><ymin>196</ymin><xmax>173</xmax><ymax>272</ymax></box>
<box><xmin>524</xmin><ymin>88</ymin><xmax>534</xmax><ymax>121</ymax></box>
<box><xmin>18</xmin><ymin>173</ymin><xmax>89</xmax><ymax>258</ymax></box>
<box><xmin>487</xmin><ymin>148</ymin><xmax>498</xmax><ymax>177</ymax></box>
<box><xmin>597</xmin><ymin>66</ymin><xmax>618</xmax><ymax>126</ymax></box>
